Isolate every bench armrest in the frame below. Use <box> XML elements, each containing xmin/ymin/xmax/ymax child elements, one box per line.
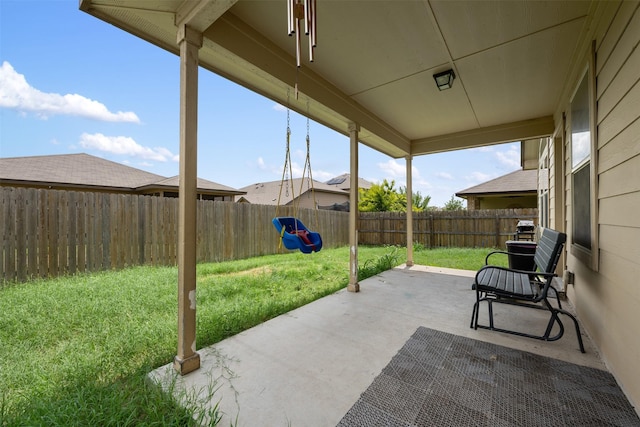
<box><xmin>484</xmin><ymin>250</ymin><xmax>535</xmax><ymax>265</ymax></box>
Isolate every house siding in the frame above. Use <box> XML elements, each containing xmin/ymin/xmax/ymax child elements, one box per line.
<box><xmin>559</xmin><ymin>1</ymin><xmax>640</xmax><ymax>410</ymax></box>
<box><xmin>291</xmin><ymin>191</ymin><xmax>349</xmax><ymax>210</ymax></box>
<box><xmin>475</xmin><ymin>195</ymin><xmax>537</xmax><ymax>210</ymax></box>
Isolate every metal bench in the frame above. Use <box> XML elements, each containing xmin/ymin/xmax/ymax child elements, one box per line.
<box><xmin>470</xmin><ymin>228</ymin><xmax>585</xmax><ymax>352</ymax></box>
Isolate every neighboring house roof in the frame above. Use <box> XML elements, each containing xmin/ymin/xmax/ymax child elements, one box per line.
<box><xmin>455</xmin><ymin>169</ymin><xmax>539</xmax><ymax>198</ymax></box>
<box><xmin>1</xmin><ymin>153</ymin><xmax>162</xmax><ymax>190</ymax></box>
<box><xmin>238</xmin><ymin>178</ymin><xmax>347</xmax><ymax>205</ymax></box>
<box><xmin>325</xmin><ymin>173</ymin><xmax>372</xmax><ymax>191</ymax></box>
<box><xmin>0</xmin><ymin>153</ymin><xmax>244</xmax><ymax>195</ymax></box>
<box><xmin>138</xmin><ymin>176</ymin><xmax>242</xmax><ymax>195</ymax></box>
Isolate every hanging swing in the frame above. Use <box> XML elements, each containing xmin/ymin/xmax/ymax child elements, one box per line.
<box><xmin>272</xmin><ymin>96</ymin><xmax>323</xmax><ymax>254</ymax></box>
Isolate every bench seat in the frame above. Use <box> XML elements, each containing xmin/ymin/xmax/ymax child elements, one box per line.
<box><xmin>476</xmin><ymin>267</ymin><xmax>537</xmax><ymax>298</ymax></box>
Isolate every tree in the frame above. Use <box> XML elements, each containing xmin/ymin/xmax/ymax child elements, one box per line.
<box><xmin>398</xmin><ymin>186</ymin><xmax>432</xmax><ymax>212</ymax></box>
<box><xmin>443</xmin><ymin>195</ymin><xmax>465</xmax><ymax>211</ymax></box>
<box><xmin>358</xmin><ymin>179</ymin><xmax>405</xmax><ymax>212</ymax></box>
<box><xmin>359</xmin><ymin>180</ymin><xmax>433</xmax><ymax>212</ymax></box>
<box><xmin>412</xmin><ymin>191</ymin><xmax>432</xmax><ymax>212</ymax></box>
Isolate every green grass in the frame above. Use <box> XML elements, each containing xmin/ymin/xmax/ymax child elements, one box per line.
<box><xmin>0</xmin><ymin>245</ymin><xmax>500</xmax><ymax>426</ymax></box>
<box><xmin>412</xmin><ymin>245</ymin><xmax>509</xmax><ymax>271</ymax></box>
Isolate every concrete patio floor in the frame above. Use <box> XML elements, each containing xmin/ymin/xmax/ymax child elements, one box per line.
<box><xmin>150</xmin><ymin>264</ymin><xmax>607</xmax><ymax>426</ymax></box>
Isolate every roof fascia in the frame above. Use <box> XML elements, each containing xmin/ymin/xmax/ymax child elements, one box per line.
<box><xmin>1</xmin><ymin>180</ymin><xmax>133</xmax><ymax>193</ymax></box>
<box><xmin>456</xmin><ymin>191</ymin><xmax>537</xmax><ymax>197</ymax></box>
<box><xmin>136</xmin><ymin>184</ymin><xmax>246</xmax><ymax>196</ymax></box>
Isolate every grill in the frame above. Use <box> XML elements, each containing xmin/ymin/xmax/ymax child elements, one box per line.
<box><xmin>514</xmin><ymin>220</ymin><xmax>535</xmax><ymax>241</ymax></box>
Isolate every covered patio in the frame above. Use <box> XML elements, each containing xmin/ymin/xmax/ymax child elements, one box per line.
<box><xmin>79</xmin><ymin>0</ymin><xmax>590</xmax><ymax>376</ymax></box>
<box><xmin>80</xmin><ymin>0</ymin><xmax>640</xmax><ymax>418</ymax></box>
<box><xmin>149</xmin><ymin>265</ymin><xmax>631</xmax><ymax>426</ymax></box>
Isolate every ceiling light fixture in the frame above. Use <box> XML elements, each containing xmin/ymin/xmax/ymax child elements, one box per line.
<box><xmin>433</xmin><ymin>69</ymin><xmax>455</xmax><ymax>91</ymax></box>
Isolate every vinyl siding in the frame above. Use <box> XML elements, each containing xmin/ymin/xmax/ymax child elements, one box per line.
<box><xmin>293</xmin><ymin>191</ymin><xmax>349</xmax><ymax>210</ymax></box>
<box><xmin>562</xmin><ymin>0</ymin><xmax>640</xmax><ymax>411</ymax></box>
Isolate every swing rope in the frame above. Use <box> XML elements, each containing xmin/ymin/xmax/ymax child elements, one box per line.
<box><xmin>275</xmin><ymin>91</ymin><xmax>299</xmax><ymax>249</ymax></box>
<box><xmin>275</xmin><ymin>100</ymin><xmax>295</xmax><ymax>220</ymax></box>
<box><xmin>292</xmin><ymin>101</ymin><xmax>319</xmax><ymax>231</ymax></box>
<box><xmin>273</xmin><ymin>92</ymin><xmax>322</xmax><ymax>253</ymax></box>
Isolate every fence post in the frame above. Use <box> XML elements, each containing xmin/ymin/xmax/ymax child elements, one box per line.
<box><xmin>495</xmin><ymin>214</ymin><xmax>501</xmax><ymax>248</ymax></box>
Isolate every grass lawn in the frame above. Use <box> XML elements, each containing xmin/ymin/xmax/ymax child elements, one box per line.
<box><xmin>0</xmin><ymin>245</ymin><xmax>504</xmax><ymax>426</ymax></box>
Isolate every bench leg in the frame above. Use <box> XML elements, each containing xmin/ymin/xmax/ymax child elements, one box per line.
<box><xmin>470</xmin><ymin>289</ymin><xmax>484</xmax><ymax>329</ymax></box>
<box><xmin>472</xmin><ymin>296</ymin><xmax>586</xmax><ymax>353</ymax></box>
<box><xmin>540</xmin><ymin>298</ymin><xmax>585</xmax><ymax>353</ymax></box>
<box><xmin>470</xmin><ymin>301</ymin><xmax>478</xmax><ymax>329</ymax></box>
<box><xmin>555</xmin><ymin>307</ymin><xmax>585</xmax><ymax>353</ymax></box>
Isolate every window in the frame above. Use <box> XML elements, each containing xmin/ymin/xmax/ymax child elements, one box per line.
<box><xmin>569</xmin><ymin>42</ymin><xmax>598</xmax><ymax>270</ymax></box>
<box><xmin>539</xmin><ymin>139</ymin><xmax>550</xmax><ymax>229</ymax></box>
<box><xmin>571</xmin><ymin>73</ymin><xmax>591</xmax><ymax>250</ymax></box>
<box><xmin>540</xmin><ymin>191</ymin><xmax>549</xmax><ymax>229</ymax></box>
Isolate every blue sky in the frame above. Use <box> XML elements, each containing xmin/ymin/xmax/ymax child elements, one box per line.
<box><xmin>0</xmin><ymin>1</ymin><xmax>522</xmax><ymax>208</ymax></box>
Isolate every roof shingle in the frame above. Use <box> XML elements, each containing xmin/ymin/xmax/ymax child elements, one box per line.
<box><xmin>0</xmin><ymin>153</ymin><xmax>244</xmax><ymax>194</ymax></box>
<box><xmin>456</xmin><ymin>169</ymin><xmax>540</xmax><ymax>196</ymax></box>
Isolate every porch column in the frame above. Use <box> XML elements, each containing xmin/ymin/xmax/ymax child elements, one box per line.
<box><xmin>174</xmin><ymin>24</ymin><xmax>203</xmax><ymax>375</ymax></box>
<box><xmin>405</xmin><ymin>155</ymin><xmax>414</xmax><ymax>266</ymax></box>
<box><xmin>348</xmin><ymin>123</ymin><xmax>360</xmax><ymax>292</ymax></box>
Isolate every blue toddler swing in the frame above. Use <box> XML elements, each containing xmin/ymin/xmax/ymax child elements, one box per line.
<box><xmin>272</xmin><ymin>217</ymin><xmax>322</xmax><ymax>254</ymax></box>
<box><xmin>272</xmin><ymin>98</ymin><xmax>322</xmax><ymax>254</ymax></box>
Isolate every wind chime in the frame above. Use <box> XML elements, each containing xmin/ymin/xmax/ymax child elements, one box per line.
<box><xmin>287</xmin><ymin>0</ymin><xmax>317</xmax><ymax>98</ymax></box>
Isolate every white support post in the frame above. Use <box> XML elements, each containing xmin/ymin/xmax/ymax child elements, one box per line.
<box><xmin>348</xmin><ymin>123</ymin><xmax>360</xmax><ymax>292</ymax></box>
<box><xmin>174</xmin><ymin>24</ymin><xmax>203</xmax><ymax>376</ymax></box>
<box><xmin>406</xmin><ymin>156</ymin><xmax>414</xmax><ymax>266</ymax></box>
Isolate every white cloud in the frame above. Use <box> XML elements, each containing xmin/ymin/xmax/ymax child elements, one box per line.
<box><xmin>494</xmin><ymin>144</ymin><xmax>521</xmax><ymax>168</ymax></box>
<box><xmin>256</xmin><ymin>157</ymin><xmax>267</xmax><ymax>170</ymax></box>
<box><xmin>471</xmin><ymin>145</ymin><xmax>494</xmax><ymax>152</ymax></box>
<box><xmin>289</xmin><ymin>161</ymin><xmax>305</xmax><ymax>178</ymax></box>
<box><xmin>378</xmin><ymin>159</ymin><xmax>405</xmax><ymax>177</ymax></box>
<box><xmin>286</xmin><ymin>162</ymin><xmax>333</xmax><ymax>182</ymax></box>
<box><xmin>273</xmin><ymin>103</ymin><xmax>286</xmax><ymax>112</ymax></box>
<box><xmin>0</xmin><ymin>61</ymin><xmax>140</xmax><ymax>123</ymax></box>
<box><xmin>79</xmin><ymin>133</ymin><xmax>178</xmax><ymax>162</ymax></box>
<box><xmin>414</xmin><ymin>178</ymin><xmax>433</xmax><ymax>191</ymax></box>
<box><xmin>378</xmin><ymin>159</ymin><xmax>422</xmax><ymax>182</ymax></box>
<box><xmin>310</xmin><ymin>169</ymin><xmax>334</xmax><ymax>182</ymax></box>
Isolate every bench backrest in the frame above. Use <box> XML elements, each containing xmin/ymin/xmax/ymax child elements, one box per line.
<box><xmin>533</xmin><ymin>228</ymin><xmax>567</xmax><ymax>274</ymax></box>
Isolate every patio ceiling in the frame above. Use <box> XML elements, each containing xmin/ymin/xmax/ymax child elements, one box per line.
<box><xmin>80</xmin><ymin>0</ymin><xmax>593</xmax><ymax>158</ymax></box>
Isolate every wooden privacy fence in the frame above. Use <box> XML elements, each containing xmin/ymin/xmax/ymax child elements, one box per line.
<box><xmin>1</xmin><ymin>187</ymin><xmax>349</xmax><ymax>283</ymax></box>
<box><xmin>2</xmin><ymin>187</ymin><xmax>537</xmax><ymax>283</ymax></box>
<box><xmin>358</xmin><ymin>209</ymin><xmax>538</xmax><ymax>248</ymax></box>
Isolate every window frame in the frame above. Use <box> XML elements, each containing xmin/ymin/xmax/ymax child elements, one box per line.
<box><xmin>539</xmin><ymin>139</ymin><xmax>550</xmax><ymax>230</ymax></box>
<box><xmin>568</xmin><ymin>42</ymin><xmax>599</xmax><ymax>271</ymax></box>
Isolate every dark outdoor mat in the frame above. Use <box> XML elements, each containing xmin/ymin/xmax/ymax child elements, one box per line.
<box><xmin>337</xmin><ymin>327</ymin><xmax>640</xmax><ymax>427</ymax></box>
